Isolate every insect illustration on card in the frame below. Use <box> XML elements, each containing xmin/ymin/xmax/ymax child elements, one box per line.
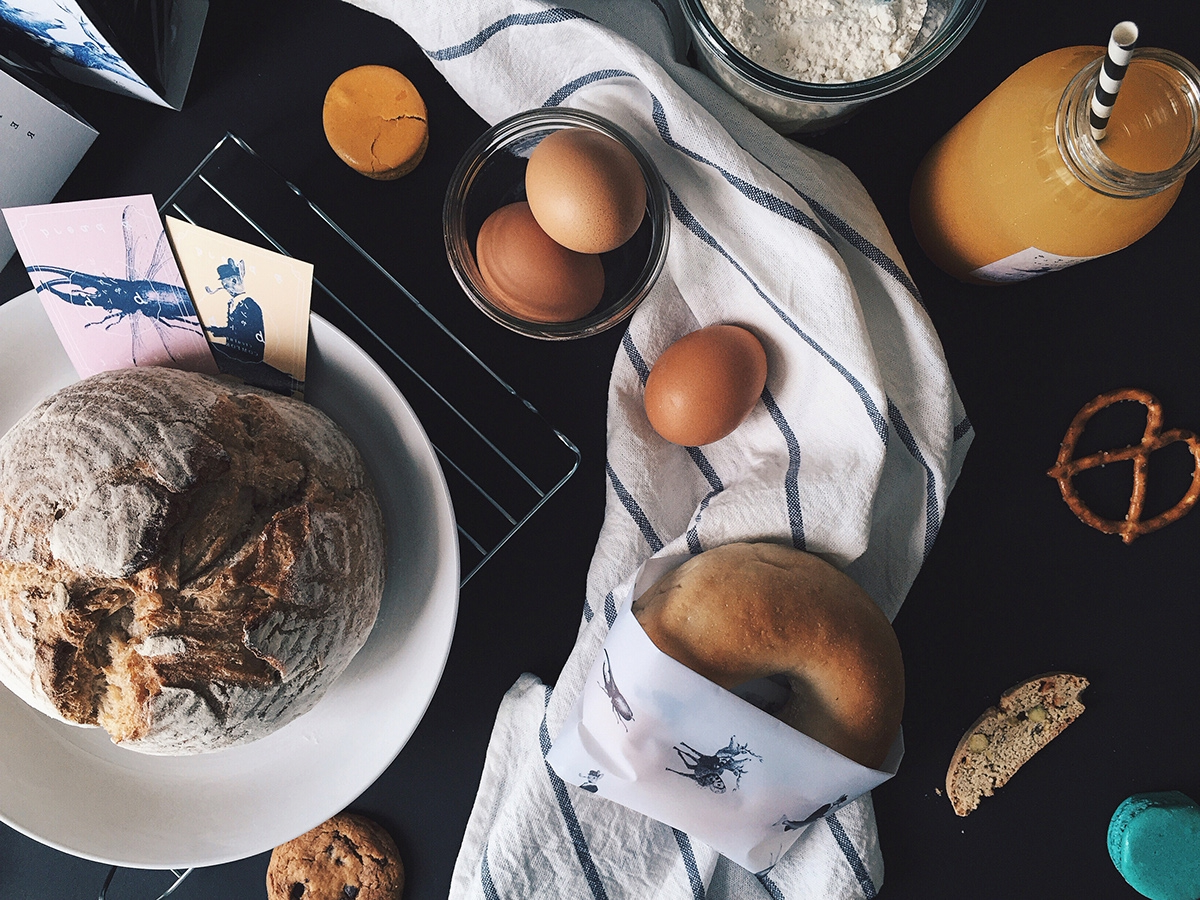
<box><xmin>598</xmin><ymin>649</ymin><xmax>634</xmax><ymax>730</ymax></box>
<box><xmin>26</xmin><ymin>205</ymin><xmax>204</xmax><ymax>364</ymax></box>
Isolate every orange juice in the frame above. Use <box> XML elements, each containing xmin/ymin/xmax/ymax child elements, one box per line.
<box><xmin>910</xmin><ymin>47</ymin><xmax>1200</xmax><ymax>283</ymax></box>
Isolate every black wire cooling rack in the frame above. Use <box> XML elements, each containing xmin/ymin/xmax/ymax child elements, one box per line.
<box><xmin>160</xmin><ymin>132</ymin><xmax>581</xmax><ymax>588</ymax></box>
<box><xmin>92</xmin><ymin>128</ymin><xmax>581</xmax><ymax>900</ymax></box>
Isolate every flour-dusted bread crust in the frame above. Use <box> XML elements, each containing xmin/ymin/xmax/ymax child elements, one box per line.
<box><xmin>945</xmin><ymin>672</ymin><xmax>1088</xmax><ymax>816</ymax></box>
<box><xmin>0</xmin><ymin>367</ymin><xmax>386</xmax><ymax>754</ymax></box>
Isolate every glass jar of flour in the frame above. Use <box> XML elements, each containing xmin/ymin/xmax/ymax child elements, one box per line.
<box><xmin>910</xmin><ymin>45</ymin><xmax>1200</xmax><ymax>283</ymax></box>
<box><xmin>676</xmin><ymin>0</ymin><xmax>986</xmax><ymax>132</ymax></box>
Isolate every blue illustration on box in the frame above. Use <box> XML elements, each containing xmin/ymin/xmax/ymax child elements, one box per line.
<box><xmin>0</xmin><ymin>0</ymin><xmax>151</xmax><ymax>95</ymax></box>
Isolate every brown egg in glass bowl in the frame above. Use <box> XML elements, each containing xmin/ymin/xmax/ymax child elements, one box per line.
<box><xmin>444</xmin><ymin>108</ymin><xmax>670</xmax><ymax>340</ymax></box>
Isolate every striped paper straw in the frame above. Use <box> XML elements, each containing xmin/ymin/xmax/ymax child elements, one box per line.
<box><xmin>1091</xmin><ymin>21</ymin><xmax>1139</xmax><ymax>141</ymax></box>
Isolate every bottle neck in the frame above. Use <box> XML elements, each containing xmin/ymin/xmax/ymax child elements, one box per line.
<box><xmin>1056</xmin><ymin>47</ymin><xmax>1200</xmax><ymax>198</ymax></box>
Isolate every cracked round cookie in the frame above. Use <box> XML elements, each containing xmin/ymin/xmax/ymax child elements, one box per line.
<box><xmin>323</xmin><ymin>65</ymin><xmax>429</xmax><ymax>180</ymax></box>
<box><xmin>267</xmin><ymin>812</ymin><xmax>405</xmax><ymax>900</ymax></box>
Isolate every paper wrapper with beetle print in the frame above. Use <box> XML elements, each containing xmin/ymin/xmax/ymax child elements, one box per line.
<box><xmin>547</xmin><ymin>554</ymin><xmax>902</xmax><ymax>875</ymax></box>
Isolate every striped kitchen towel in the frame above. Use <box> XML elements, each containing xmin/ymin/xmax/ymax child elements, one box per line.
<box><xmin>343</xmin><ymin>0</ymin><xmax>972</xmax><ymax>897</ymax></box>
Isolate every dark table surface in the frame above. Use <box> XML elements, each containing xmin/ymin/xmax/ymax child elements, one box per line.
<box><xmin>3</xmin><ymin>1</ymin><xmax>1199</xmax><ymax>898</ymax></box>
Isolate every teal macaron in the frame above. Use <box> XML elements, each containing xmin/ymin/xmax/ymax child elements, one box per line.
<box><xmin>1108</xmin><ymin>791</ymin><xmax>1200</xmax><ymax>900</ymax></box>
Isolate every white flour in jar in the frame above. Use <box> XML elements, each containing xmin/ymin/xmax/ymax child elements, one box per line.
<box><xmin>700</xmin><ymin>0</ymin><xmax>929</xmax><ymax>83</ymax></box>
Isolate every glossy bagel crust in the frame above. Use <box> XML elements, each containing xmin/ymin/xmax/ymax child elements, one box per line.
<box><xmin>631</xmin><ymin>542</ymin><xmax>904</xmax><ymax>770</ymax></box>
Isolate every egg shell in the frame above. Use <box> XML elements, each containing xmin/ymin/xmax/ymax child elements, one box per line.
<box><xmin>525</xmin><ymin>128</ymin><xmax>647</xmax><ymax>255</ymax></box>
<box><xmin>644</xmin><ymin>325</ymin><xmax>768</xmax><ymax>446</ymax></box>
<box><xmin>475</xmin><ymin>201</ymin><xmax>605</xmax><ymax>323</ymax></box>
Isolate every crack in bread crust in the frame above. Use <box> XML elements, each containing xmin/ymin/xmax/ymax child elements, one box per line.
<box><xmin>0</xmin><ymin>367</ymin><xmax>387</xmax><ymax>754</ymax></box>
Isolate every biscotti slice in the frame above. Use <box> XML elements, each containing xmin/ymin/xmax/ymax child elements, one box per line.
<box><xmin>946</xmin><ymin>672</ymin><xmax>1088</xmax><ymax>816</ymax></box>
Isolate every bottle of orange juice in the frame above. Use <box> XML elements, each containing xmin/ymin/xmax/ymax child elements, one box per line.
<box><xmin>910</xmin><ymin>44</ymin><xmax>1200</xmax><ymax>284</ymax></box>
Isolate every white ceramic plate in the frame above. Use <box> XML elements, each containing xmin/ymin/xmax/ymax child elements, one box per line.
<box><xmin>0</xmin><ymin>290</ymin><xmax>460</xmax><ymax>868</ymax></box>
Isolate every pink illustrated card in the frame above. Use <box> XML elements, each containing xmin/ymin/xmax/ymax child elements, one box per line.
<box><xmin>2</xmin><ymin>195</ymin><xmax>218</xmax><ymax>378</ymax></box>
<box><xmin>164</xmin><ymin>216</ymin><xmax>313</xmax><ymax>397</ymax></box>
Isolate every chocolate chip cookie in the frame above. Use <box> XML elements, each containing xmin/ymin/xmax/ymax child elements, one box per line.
<box><xmin>267</xmin><ymin>812</ymin><xmax>404</xmax><ymax>900</ymax></box>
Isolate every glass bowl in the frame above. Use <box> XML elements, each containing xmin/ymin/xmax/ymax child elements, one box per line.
<box><xmin>678</xmin><ymin>0</ymin><xmax>988</xmax><ymax>133</ymax></box>
<box><xmin>444</xmin><ymin>108</ymin><xmax>670</xmax><ymax>340</ymax></box>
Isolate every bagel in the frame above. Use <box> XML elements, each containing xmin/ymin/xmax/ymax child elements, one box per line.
<box><xmin>631</xmin><ymin>542</ymin><xmax>904</xmax><ymax>770</ymax></box>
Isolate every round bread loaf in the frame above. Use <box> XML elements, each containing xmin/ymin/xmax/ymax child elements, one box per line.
<box><xmin>0</xmin><ymin>367</ymin><xmax>387</xmax><ymax>754</ymax></box>
<box><xmin>632</xmin><ymin>542</ymin><xmax>903</xmax><ymax>770</ymax></box>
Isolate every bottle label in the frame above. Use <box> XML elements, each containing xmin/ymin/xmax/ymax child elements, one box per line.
<box><xmin>970</xmin><ymin>246</ymin><xmax>1108</xmax><ymax>282</ymax></box>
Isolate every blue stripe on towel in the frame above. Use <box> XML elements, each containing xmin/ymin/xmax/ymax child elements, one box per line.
<box><xmin>646</xmin><ymin>98</ymin><xmax>825</xmax><ymax>239</ymax></box>
<box><xmin>544</xmin><ymin>69</ymin><xmax>635</xmax><ymax>108</ymax></box>
<box><xmin>540</xmin><ymin>685</ymin><xmax>610</xmax><ymax>899</ymax></box>
<box><xmin>686</xmin><ymin>446</ymin><xmax>723</xmax><ymax>492</ymax></box>
<box><xmin>604</xmin><ymin>589</ymin><xmax>619</xmax><ymax>629</ymax></box>
<box><xmin>684</xmin><ymin>447</ymin><xmax>724</xmax><ymax>553</ymax></box>
<box><xmin>761</xmin><ymin>388</ymin><xmax>805</xmax><ymax>550</ymax></box>
<box><xmin>886</xmin><ymin>397</ymin><xmax>940</xmax><ymax>558</ymax></box>
<box><xmin>622</xmin><ymin>331</ymin><xmax>724</xmax><ymax>552</ymax></box>
<box><xmin>540</xmin><ymin>72</ymin><xmax>891</xmax><ymax>442</ymax></box>
<box><xmin>793</xmin><ymin>192</ymin><xmax>924</xmax><ymax>306</ymax></box>
<box><xmin>607</xmin><ymin>461</ymin><xmax>663</xmax><ymax>552</ymax></box>
<box><xmin>953</xmin><ymin>415</ymin><xmax>973</xmax><ymax>442</ymax></box>
<box><xmin>667</xmin><ymin>187</ymin><xmax>889</xmax><ymax>444</ymax></box>
<box><xmin>583</xmin><ymin>589</ymin><xmax>617</xmax><ymax>627</ymax></box>
<box><xmin>480</xmin><ymin>844</ymin><xmax>500</xmax><ymax>900</ymax></box>
<box><xmin>757</xmin><ymin>872</ymin><xmax>786</xmax><ymax>900</ymax></box>
<box><xmin>426</xmin><ymin>8</ymin><xmax>589</xmax><ymax>60</ymax></box>
<box><xmin>543</xmin><ymin>72</ymin><xmax>918</xmax><ymax>310</ymax></box>
<box><xmin>826</xmin><ymin>813</ymin><xmax>878</xmax><ymax>898</ymax></box>
<box><xmin>621</xmin><ymin>330</ymin><xmax>652</xmax><ymax>385</ymax></box>
<box><xmin>685</xmin><ymin>486</ymin><xmax>716</xmax><ymax>555</ymax></box>
<box><xmin>671</xmin><ymin>829</ymin><xmax>707</xmax><ymax>899</ymax></box>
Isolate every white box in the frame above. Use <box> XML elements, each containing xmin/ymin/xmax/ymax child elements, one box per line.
<box><xmin>0</xmin><ymin>0</ymin><xmax>208</xmax><ymax>109</ymax></box>
<box><xmin>0</xmin><ymin>63</ymin><xmax>98</xmax><ymax>270</ymax></box>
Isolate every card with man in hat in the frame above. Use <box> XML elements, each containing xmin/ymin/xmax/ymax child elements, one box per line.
<box><xmin>165</xmin><ymin>216</ymin><xmax>313</xmax><ymax>396</ymax></box>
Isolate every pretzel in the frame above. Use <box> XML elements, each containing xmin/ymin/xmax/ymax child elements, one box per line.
<box><xmin>1047</xmin><ymin>388</ymin><xmax>1200</xmax><ymax>543</ymax></box>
